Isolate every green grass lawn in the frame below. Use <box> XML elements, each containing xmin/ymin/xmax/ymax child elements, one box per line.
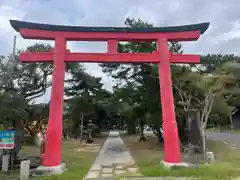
<box><xmin>122</xmin><ymin>135</ymin><xmax>240</xmax><ymax>180</ymax></box>
<box><xmin>0</xmin><ymin>137</ymin><xmax>107</xmax><ymax>180</ymax></box>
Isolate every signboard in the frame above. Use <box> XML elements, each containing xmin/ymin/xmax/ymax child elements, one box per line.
<box><xmin>0</xmin><ymin>130</ymin><xmax>16</xmax><ymax>149</ymax></box>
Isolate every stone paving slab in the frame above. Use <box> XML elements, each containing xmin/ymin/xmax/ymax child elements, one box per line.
<box><xmin>103</xmin><ymin>167</ymin><xmax>113</xmax><ymax>173</ymax></box>
<box><xmin>116</xmin><ymin>169</ymin><xmax>125</xmax><ymax>175</ymax></box>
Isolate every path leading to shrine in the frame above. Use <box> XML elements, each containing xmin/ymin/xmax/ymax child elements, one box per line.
<box><xmin>84</xmin><ymin>131</ymin><xmax>142</xmax><ymax>179</ymax></box>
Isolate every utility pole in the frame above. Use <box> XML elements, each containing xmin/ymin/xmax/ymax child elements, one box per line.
<box><xmin>7</xmin><ymin>36</ymin><xmax>17</xmax><ymax>83</ymax></box>
<box><xmin>12</xmin><ymin>35</ymin><xmax>16</xmax><ymax>61</ymax></box>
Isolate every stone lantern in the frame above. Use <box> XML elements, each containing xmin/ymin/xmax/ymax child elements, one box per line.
<box><xmin>86</xmin><ymin>120</ymin><xmax>94</xmax><ymax>143</ymax></box>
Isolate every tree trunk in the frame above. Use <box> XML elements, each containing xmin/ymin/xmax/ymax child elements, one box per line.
<box><xmin>200</xmin><ymin>92</ymin><xmax>215</xmax><ymax>153</ymax></box>
<box><xmin>229</xmin><ymin>114</ymin><xmax>234</xmax><ymax>131</ymax></box>
<box><xmin>156</xmin><ymin>130</ymin><xmax>163</xmax><ymax>143</ymax></box>
<box><xmin>80</xmin><ymin>121</ymin><xmax>83</xmax><ymax>143</ymax></box>
<box><xmin>200</xmin><ymin>126</ymin><xmax>206</xmax><ymax>153</ymax></box>
<box><xmin>127</xmin><ymin>122</ymin><xmax>136</xmax><ymax>134</ymax></box>
<box><xmin>12</xmin><ymin>120</ymin><xmax>24</xmax><ymax>163</ymax></box>
<box><xmin>153</xmin><ymin>125</ymin><xmax>163</xmax><ymax>143</ymax></box>
<box><xmin>178</xmin><ymin>115</ymin><xmax>188</xmax><ymax>143</ymax></box>
<box><xmin>68</xmin><ymin>127</ymin><xmax>72</xmax><ymax>138</ymax></box>
<box><xmin>139</xmin><ymin>120</ymin><xmax>146</xmax><ymax>142</ymax></box>
<box><xmin>63</xmin><ymin>128</ymin><xmax>67</xmax><ymax>140</ymax></box>
<box><xmin>108</xmin><ymin>119</ymin><xmax>112</xmax><ymax>129</ymax></box>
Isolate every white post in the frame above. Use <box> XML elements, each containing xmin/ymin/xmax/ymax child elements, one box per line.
<box><xmin>20</xmin><ymin>160</ymin><xmax>30</xmax><ymax>180</ymax></box>
<box><xmin>2</xmin><ymin>155</ymin><xmax>10</xmax><ymax>171</ymax></box>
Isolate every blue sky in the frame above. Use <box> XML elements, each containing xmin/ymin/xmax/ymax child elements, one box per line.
<box><xmin>0</xmin><ymin>0</ymin><xmax>240</xmax><ymax>103</ymax></box>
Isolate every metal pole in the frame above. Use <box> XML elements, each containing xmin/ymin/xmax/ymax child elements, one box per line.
<box><xmin>12</xmin><ymin>35</ymin><xmax>16</xmax><ymax>61</ymax></box>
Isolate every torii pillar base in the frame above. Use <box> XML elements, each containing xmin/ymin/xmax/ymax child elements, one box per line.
<box><xmin>161</xmin><ymin>160</ymin><xmax>189</xmax><ymax>169</ymax></box>
<box><xmin>32</xmin><ymin>163</ymin><xmax>66</xmax><ymax>177</ymax></box>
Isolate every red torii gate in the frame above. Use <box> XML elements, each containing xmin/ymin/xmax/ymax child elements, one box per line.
<box><xmin>10</xmin><ymin>20</ymin><xmax>209</xmax><ymax>169</ymax></box>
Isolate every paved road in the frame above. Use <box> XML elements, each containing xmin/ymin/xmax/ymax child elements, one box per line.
<box><xmin>205</xmin><ymin>132</ymin><xmax>240</xmax><ymax>145</ymax></box>
<box><xmin>144</xmin><ymin>130</ymin><xmax>240</xmax><ymax>146</ymax></box>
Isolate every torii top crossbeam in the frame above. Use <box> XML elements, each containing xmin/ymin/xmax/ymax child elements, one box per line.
<box><xmin>9</xmin><ymin>19</ymin><xmax>210</xmax><ymax>169</ymax></box>
<box><xmin>10</xmin><ymin>20</ymin><xmax>209</xmax><ymax>41</ymax></box>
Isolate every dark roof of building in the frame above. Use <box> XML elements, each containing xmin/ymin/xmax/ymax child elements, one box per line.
<box><xmin>10</xmin><ymin>20</ymin><xmax>210</xmax><ymax>34</ymax></box>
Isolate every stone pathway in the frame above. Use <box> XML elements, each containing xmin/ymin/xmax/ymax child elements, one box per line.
<box><xmin>84</xmin><ymin>131</ymin><xmax>142</xmax><ymax>179</ymax></box>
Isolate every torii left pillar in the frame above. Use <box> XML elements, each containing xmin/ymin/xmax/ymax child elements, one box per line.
<box><xmin>39</xmin><ymin>36</ymin><xmax>66</xmax><ymax>172</ymax></box>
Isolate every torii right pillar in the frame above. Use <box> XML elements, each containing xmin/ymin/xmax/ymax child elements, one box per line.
<box><xmin>157</xmin><ymin>38</ymin><xmax>181</xmax><ymax>165</ymax></box>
